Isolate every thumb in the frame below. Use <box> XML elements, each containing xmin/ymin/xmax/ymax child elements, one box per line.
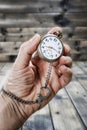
<box><xmin>13</xmin><ymin>34</ymin><xmax>41</xmax><ymax>70</ymax></box>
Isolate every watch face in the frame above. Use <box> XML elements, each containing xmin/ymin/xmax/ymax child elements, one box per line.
<box><xmin>39</xmin><ymin>34</ymin><xmax>63</xmax><ymax>62</ymax></box>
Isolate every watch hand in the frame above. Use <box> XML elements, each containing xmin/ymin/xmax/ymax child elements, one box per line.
<box><xmin>45</xmin><ymin>46</ymin><xmax>58</xmax><ymax>53</ymax></box>
<box><xmin>43</xmin><ymin>46</ymin><xmax>58</xmax><ymax>53</ymax></box>
<box><xmin>49</xmin><ymin>47</ymin><xmax>58</xmax><ymax>52</ymax></box>
<box><xmin>43</xmin><ymin>46</ymin><xmax>56</xmax><ymax>50</ymax></box>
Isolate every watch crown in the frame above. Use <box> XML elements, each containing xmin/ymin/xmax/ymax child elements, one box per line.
<box><xmin>54</xmin><ymin>31</ymin><xmax>62</xmax><ymax>39</ymax></box>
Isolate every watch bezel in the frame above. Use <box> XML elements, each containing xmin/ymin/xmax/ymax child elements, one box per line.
<box><xmin>38</xmin><ymin>34</ymin><xmax>64</xmax><ymax>62</ymax></box>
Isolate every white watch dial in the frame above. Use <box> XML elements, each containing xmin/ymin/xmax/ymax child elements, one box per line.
<box><xmin>38</xmin><ymin>34</ymin><xmax>63</xmax><ymax>62</ymax></box>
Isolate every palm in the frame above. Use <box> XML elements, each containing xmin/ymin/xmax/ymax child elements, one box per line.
<box><xmin>20</xmin><ymin>59</ymin><xmax>60</xmax><ymax>115</ymax></box>
<box><xmin>10</xmin><ymin>53</ymin><xmax>71</xmax><ymax>117</ymax></box>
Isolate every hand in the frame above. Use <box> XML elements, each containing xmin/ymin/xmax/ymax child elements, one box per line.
<box><xmin>1</xmin><ymin>27</ymin><xmax>72</xmax><ymax>129</ymax></box>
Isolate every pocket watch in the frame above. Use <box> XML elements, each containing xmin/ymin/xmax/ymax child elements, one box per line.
<box><xmin>34</xmin><ymin>31</ymin><xmax>64</xmax><ymax>103</ymax></box>
<box><xmin>37</xmin><ymin>31</ymin><xmax>63</xmax><ymax>62</ymax></box>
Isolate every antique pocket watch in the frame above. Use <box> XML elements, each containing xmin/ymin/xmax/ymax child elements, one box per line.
<box><xmin>34</xmin><ymin>31</ymin><xmax>64</xmax><ymax>103</ymax></box>
<box><xmin>37</xmin><ymin>32</ymin><xmax>63</xmax><ymax>62</ymax></box>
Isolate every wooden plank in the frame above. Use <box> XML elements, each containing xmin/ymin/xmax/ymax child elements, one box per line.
<box><xmin>0</xmin><ymin>62</ymin><xmax>5</xmax><ymax>70</ymax></box>
<box><xmin>0</xmin><ymin>1</ymin><xmax>62</xmax><ymax>13</ymax></box>
<box><xmin>79</xmin><ymin>56</ymin><xmax>87</xmax><ymax>61</ymax></box>
<box><xmin>0</xmin><ymin>0</ymin><xmax>61</xmax><ymax>3</ymax></box>
<box><xmin>0</xmin><ymin>42</ymin><xmax>22</xmax><ymax>51</ymax></box>
<box><xmin>71</xmin><ymin>50</ymin><xmax>80</xmax><ymax>55</ymax></box>
<box><xmin>68</xmin><ymin>8</ymin><xmax>87</xmax><ymax>13</ymax></box>
<box><xmin>72</xmin><ymin>63</ymin><xmax>84</xmax><ymax>76</ymax></box>
<box><xmin>73</xmin><ymin>62</ymin><xmax>87</xmax><ymax>91</ymax></box>
<box><xmin>67</xmin><ymin>40</ymin><xmax>87</xmax><ymax>60</ymax></box>
<box><xmin>68</xmin><ymin>1</ymin><xmax>87</xmax><ymax>13</ymax></box>
<box><xmin>6</xmin><ymin>28</ymin><xmax>21</xmax><ymax>33</ymax></box>
<box><xmin>0</xmin><ymin>63</ymin><xmax>13</xmax><ymax>89</ymax></box>
<box><xmin>76</xmin><ymin>62</ymin><xmax>87</xmax><ymax>74</ymax></box>
<box><xmin>75</xmin><ymin>27</ymin><xmax>87</xmax><ymax>35</ymax></box>
<box><xmin>49</xmin><ymin>89</ymin><xmax>86</xmax><ymax>130</ymax></box>
<box><xmin>6</xmin><ymin>27</ymin><xmax>51</xmax><ymax>35</ymax></box>
<box><xmin>73</xmin><ymin>62</ymin><xmax>87</xmax><ymax>75</ymax></box>
<box><xmin>66</xmin><ymin>77</ymin><xmax>87</xmax><ymax>128</ymax></box>
<box><xmin>0</xmin><ymin>18</ymin><xmax>40</xmax><ymax>28</ymax></box>
<box><xmin>0</xmin><ymin>62</ymin><xmax>6</xmax><ymax>90</ymax></box>
<box><xmin>0</xmin><ymin>13</ymin><xmax>58</xmax><ymax>27</ymax></box>
<box><xmin>66</xmin><ymin>19</ymin><xmax>87</xmax><ymax>27</ymax></box>
<box><xmin>0</xmin><ymin>55</ymin><xmax>11</xmax><ymax>62</ymax></box>
<box><xmin>22</xmin><ymin>105</ymin><xmax>53</xmax><ymax>130</ymax></box>
<box><xmin>0</xmin><ymin>27</ymin><xmax>70</xmax><ymax>42</ymax></box>
<box><xmin>69</xmin><ymin>4</ymin><xmax>87</xmax><ymax>9</ymax></box>
<box><xmin>0</xmin><ymin>62</ymin><xmax>13</xmax><ymax>75</ymax></box>
<box><xmin>3</xmin><ymin>27</ymin><xmax>71</xmax><ymax>34</ymax></box>
<box><xmin>0</xmin><ymin>52</ymin><xmax>18</xmax><ymax>56</ymax></box>
<box><xmin>71</xmin><ymin>36</ymin><xmax>87</xmax><ymax>41</ymax></box>
<box><xmin>0</xmin><ymin>13</ymin><xmax>4</xmax><ymax>19</ymax></box>
<box><xmin>65</xmin><ymin>12</ymin><xmax>87</xmax><ymax>26</ymax></box>
<box><xmin>77</xmin><ymin>47</ymin><xmax>87</xmax><ymax>54</ymax></box>
<box><xmin>4</xmin><ymin>13</ymin><xmax>60</xmax><ymax>19</ymax></box>
<box><xmin>65</xmin><ymin>12</ymin><xmax>87</xmax><ymax>20</ymax></box>
<box><xmin>0</xmin><ymin>27</ymin><xmax>70</xmax><ymax>44</ymax></box>
<box><xmin>75</xmin><ymin>74</ymin><xmax>87</xmax><ymax>91</ymax></box>
<box><xmin>80</xmin><ymin>41</ymin><xmax>87</xmax><ymax>47</ymax></box>
<box><xmin>0</xmin><ymin>33</ymin><xmax>36</xmax><ymax>42</ymax></box>
<box><xmin>73</xmin><ymin>27</ymin><xmax>87</xmax><ymax>38</ymax></box>
<box><xmin>67</xmin><ymin>39</ymin><xmax>87</xmax><ymax>60</ymax></box>
<box><xmin>69</xmin><ymin>0</ymin><xmax>87</xmax><ymax>7</ymax></box>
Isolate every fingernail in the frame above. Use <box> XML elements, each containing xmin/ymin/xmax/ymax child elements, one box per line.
<box><xmin>32</xmin><ymin>51</ymin><xmax>39</xmax><ymax>58</ymax></box>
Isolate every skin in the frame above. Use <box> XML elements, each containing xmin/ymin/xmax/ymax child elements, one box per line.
<box><xmin>0</xmin><ymin>27</ymin><xmax>72</xmax><ymax>130</ymax></box>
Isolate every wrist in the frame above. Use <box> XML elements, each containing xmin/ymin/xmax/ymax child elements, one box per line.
<box><xmin>0</xmin><ymin>91</ymin><xmax>29</xmax><ymax>130</ymax></box>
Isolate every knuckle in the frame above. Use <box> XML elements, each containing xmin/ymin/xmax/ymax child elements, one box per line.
<box><xmin>64</xmin><ymin>66</ymin><xmax>73</xmax><ymax>77</ymax></box>
<box><xmin>68</xmin><ymin>56</ymin><xmax>72</xmax><ymax>62</ymax></box>
<box><xmin>66</xmin><ymin>56</ymin><xmax>72</xmax><ymax>62</ymax></box>
<box><xmin>64</xmin><ymin>56</ymin><xmax>73</xmax><ymax>67</ymax></box>
<box><xmin>67</xmin><ymin>57</ymin><xmax>73</xmax><ymax>65</ymax></box>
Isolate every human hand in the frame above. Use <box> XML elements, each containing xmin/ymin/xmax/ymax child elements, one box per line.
<box><xmin>1</xmin><ymin>27</ymin><xmax>72</xmax><ymax>129</ymax></box>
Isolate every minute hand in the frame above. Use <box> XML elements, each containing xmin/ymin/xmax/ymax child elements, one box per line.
<box><xmin>46</xmin><ymin>46</ymin><xmax>58</xmax><ymax>52</ymax></box>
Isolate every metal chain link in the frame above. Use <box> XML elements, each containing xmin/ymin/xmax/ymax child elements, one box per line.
<box><xmin>2</xmin><ymin>88</ymin><xmax>36</xmax><ymax>104</ymax></box>
<box><xmin>44</xmin><ymin>63</ymin><xmax>52</xmax><ymax>88</ymax></box>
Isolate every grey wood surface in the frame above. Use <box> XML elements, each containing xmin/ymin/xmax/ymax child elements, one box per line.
<box><xmin>74</xmin><ymin>62</ymin><xmax>87</xmax><ymax>91</ymax></box>
<box><xmin>0</xmin><ymin>62</ymin><xmax>87</xmax><ymax>130</ymax></box>
<box><xmin>0</xmin><ymin>26</ymin><xmax>87</xmax><ymax>61</ymax></box>
<box><xmin>0</xmin><ymin>0</ymin><xmax>87</xmax><ymax>61</ymax></box>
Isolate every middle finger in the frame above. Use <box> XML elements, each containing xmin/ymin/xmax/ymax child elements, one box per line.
<box><xmin>58</xmin><ymin>56</ymin><xmax>72</xmax><ymax>68</ymax></box>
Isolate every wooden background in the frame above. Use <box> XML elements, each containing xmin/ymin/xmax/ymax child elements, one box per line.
<box><xmin>0</xmin><ymin>0</ymin><xmax>87</xmax><ymax>61</ymax></box>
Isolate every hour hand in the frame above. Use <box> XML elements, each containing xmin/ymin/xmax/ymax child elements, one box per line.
<box><xmin>48</xmin><ymin>46</ymin><xmax>58</xmax><ymax>52</ymax></box>
<box><xmin>42</xmin><ymin>46</ymin><xmax>58</xmax><ymax>53</ymax></box>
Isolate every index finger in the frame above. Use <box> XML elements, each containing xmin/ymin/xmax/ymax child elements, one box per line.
<box><xmin>47</xmin><ymin>27</ymin><xmax>62</xmax><ymax>34</ymax></box>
